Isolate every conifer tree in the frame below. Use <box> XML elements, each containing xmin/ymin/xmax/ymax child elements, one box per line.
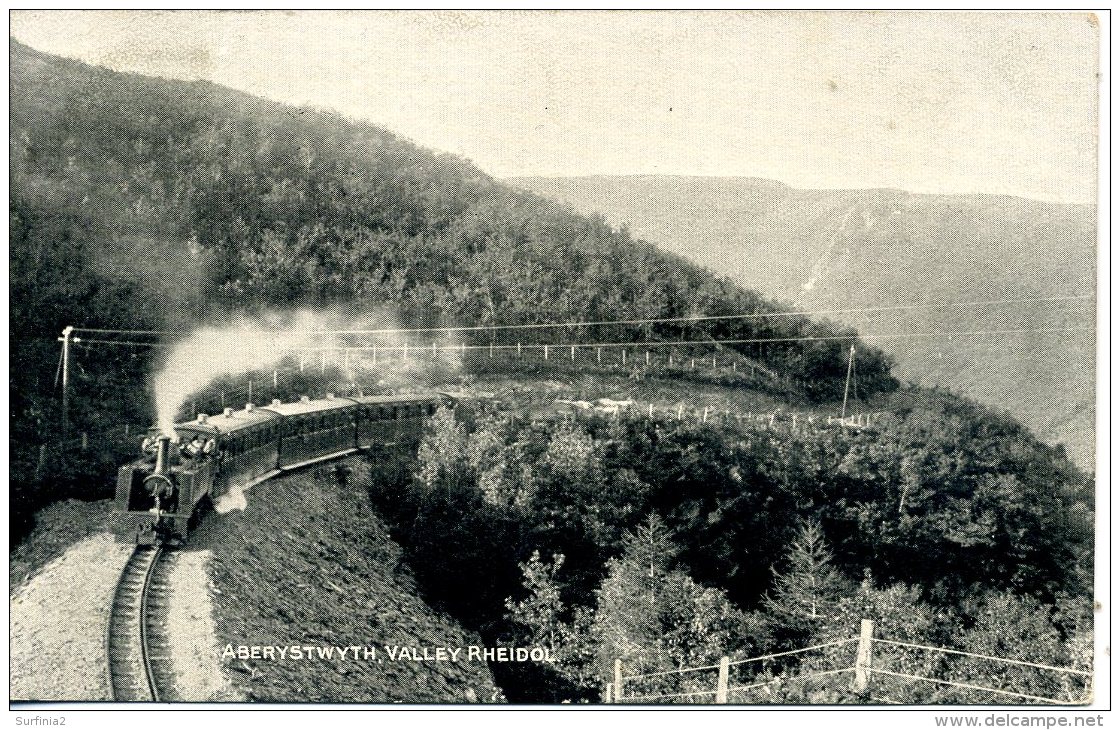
<box><xmin>764</xmin><ymin>519</ymin><xmax>849</xmax><ymax>640</ymax></box>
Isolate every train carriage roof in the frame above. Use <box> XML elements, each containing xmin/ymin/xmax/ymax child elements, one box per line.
<box><xmin>183</xmin><ymin>405</ymin><xmax>281</xmax><ymax>436</ymax></box>
<box><xmin>257</xmin><ymin>395</ymin><xmax>358</xmax><ymax>418</ymax></box>
<box><xmin>161</xmin><ymin>392</ymin><xmax>450</xmax><ymax>437</ymax></box>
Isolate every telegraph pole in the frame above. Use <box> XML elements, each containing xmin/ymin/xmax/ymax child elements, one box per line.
<box><xmin>58</xmin><ymin>326</ymin><xmax>74</xmax><ymax>438</ymax></box>
<box><xmin>840</xmin><ymin>344</ymin><xmax>855</xmax><ymax>420</ymax></box>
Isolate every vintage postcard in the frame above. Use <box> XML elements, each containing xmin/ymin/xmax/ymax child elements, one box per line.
<box><xmin>8</xmin><ymin>8</ymin><xmax>1105</xmax><ymax>722</ymax></box>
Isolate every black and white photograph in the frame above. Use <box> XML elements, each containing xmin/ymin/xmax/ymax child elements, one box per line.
<box><xmin>7</xmin><ymin>8</ymin><xmax>1107</xmax><ymax>720</ymax></box>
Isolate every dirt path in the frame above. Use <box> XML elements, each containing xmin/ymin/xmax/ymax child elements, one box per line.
<box><xmin>163</xmin><ymin>548</ymin><xmax>243</xmax><ymax>701</ymax></box>
<box><xmin>9</xmin><ymin>532</ymin><xmax>134</xmax><ymax>701</ymax></box>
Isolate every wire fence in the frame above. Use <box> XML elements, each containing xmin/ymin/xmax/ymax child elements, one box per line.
<box><xmin>607</xmin><ymin>620</ymin><xmax>1092</xmax><ymax>706</ymax></box>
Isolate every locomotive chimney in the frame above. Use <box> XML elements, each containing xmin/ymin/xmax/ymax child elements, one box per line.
<box><xmin>153</xmin><ymin>434</ymin><xmax>171</xmax><ymax>477</ymax></box>
<box><xmin>143</xmin><ymin>434</ymin><xmax>176</xmax><ymax>502</ymax></box>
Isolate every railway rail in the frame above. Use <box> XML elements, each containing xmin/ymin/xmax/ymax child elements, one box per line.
<box><xmin>106</xmin><ymin>545</ymin><xmax>175</xmax><ymax>701</ymax></box>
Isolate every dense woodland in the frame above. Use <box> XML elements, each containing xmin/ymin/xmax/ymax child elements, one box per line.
<box><xmin>8</xmin><ymin>40</ymin><xmax>1095</xmax><ymax>704</ymax></box>
<box><xmin>375</xmin><ymin>398</ymin><xmax>1092</xmax><ymax>702</ymax></box>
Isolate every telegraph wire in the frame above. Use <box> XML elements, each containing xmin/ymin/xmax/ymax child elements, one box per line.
<box><xmin>67</xmin><ymin>293</ymin><xmax>1093</xmax><ymax>339</ymax></box>
<box><xmin>71</xmin><ymin>325</ymin><xmax>1094</xmax><ymax>351</ymax></box>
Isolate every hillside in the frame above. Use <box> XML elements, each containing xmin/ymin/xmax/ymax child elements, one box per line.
<box><xmin>10</xmin><ymin>37</ymin><xmax>910</xmax><ymax>532</ymax></box>
<box><xmin>10</xmin><ymin>39</ymin><xmax>895</xmax><ymax>444</ymax></box>
<box><xmin>509</xmin><ymin>176</ymin><xmax>1096</xmax><ymax>468</ymax></box>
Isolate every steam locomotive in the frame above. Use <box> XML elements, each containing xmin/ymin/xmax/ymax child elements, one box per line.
<box><xmin>115</xmin><ymin>392</ymin><xmax>453</xmax><ymax>545</ymax></box>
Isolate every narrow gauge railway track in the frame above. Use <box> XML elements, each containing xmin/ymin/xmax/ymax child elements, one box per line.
<box><xmin>107</xmin><ymin>546</ymin><xmax>176</xmax><ymax>701</ymax></box>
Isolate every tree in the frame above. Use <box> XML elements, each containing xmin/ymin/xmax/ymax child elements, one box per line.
<box><xmin>590</xmin><ymin>515</ymin><xmax>752</xmax><ymax>701</ymax></box>
<box><xmin>504</xmin><ymin>551</ymin><xmax>598</xmax><ymax>700</ymax></box>
<box><xmin>763</xmin><ymin>519</ymin><xmax>850</xmax><ymax>644</ymax></box>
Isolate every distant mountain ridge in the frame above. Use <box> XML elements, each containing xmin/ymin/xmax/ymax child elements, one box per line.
<box><xmin>509</xmin><ymin>175</ymin><xmax>1096</xmax><ymax>468</ymax></box>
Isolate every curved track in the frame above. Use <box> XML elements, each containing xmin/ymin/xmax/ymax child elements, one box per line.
<box><xmin>107</xmin><ymin>546</ymin><xmax>176</xmax><ymax>701</ymax></box>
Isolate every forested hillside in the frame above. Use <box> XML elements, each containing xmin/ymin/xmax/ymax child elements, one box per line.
<box><xmin>511</xmin><ymin>175</ymin><xmax>1096</xmax><ymax>468</ymax></box>
<box><xmin>11</xmin><ymin>39</ymin><xmax>894</xmax><ymax>445</ymax></box>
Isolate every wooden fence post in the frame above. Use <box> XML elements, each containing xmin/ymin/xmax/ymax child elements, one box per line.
<box><xmin>853</xmin><ymin>618</ymin><xmax>875</xmax><ymax>691</ymax></box>
<box><xmin>543</xmin><ymin>344</ymin><xmax>549</xmax><ymax>360</ymax></box>
<box><xmin>614</xmin><ymin>659</ymin><xmax>624</xmax><ymax>703</ymax></box>
<box><xmin>648</xmin><ymin>403</ymin><xmax>654</xmax><ymax>418</ymax></box>
<box><xmin>372</xmin><ymin>345</ymin><xmax>378</xmax><ymax>365</ymax></box>
<box><xmin>622</xmin><ymin>349</ymin><xmax>627</xmax><ymax>365</ymax></box>
<box><xmin>603</xmin><ymin>682</ymin><xmax>613</xmax><ymax>703</ymax></box>
<box><xmin>124</xmin><ymin>424</ymin><xmax>130</xmax><ymax>437</ymax></box>
<box><xmin>81</xmin><ymin>432</ymin><xmax>88</xmax><ymax>450</ymax></box>
<box><xmin>646</xmin><ymin>351</ymin><xmax>650</xmax><ymax>366</ymax></box>
<box><xmin>716</xmin><ymin>655</ymin><xmax>729</xmax><ymax>704</ymax></box>
<box><xmin>489</xmin><ymin>342</ymin><xmax>494</xmax><ymax>358</ymax></box>
<box><xmin>517</xmin><ymin>342</ymin><xmax>522</xmax><ymax>358</ymax></box>
<box><xmin>570</xmin><ymin>345</ymin><xmax>575</xmax><ymax>361</ymax></box>
<box><xmin>597</xmin><ymin>347</ymin><xmax>602</xmax><ymax>363</ymax></box>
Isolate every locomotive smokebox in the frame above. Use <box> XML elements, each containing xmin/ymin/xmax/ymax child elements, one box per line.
<box><xmin>143</xmin><ymin>435</ymin><xmax>175</xmax><ymax>499</ymax></box>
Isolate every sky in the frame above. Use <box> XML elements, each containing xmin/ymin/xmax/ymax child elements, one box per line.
<box><xmin>9</xmin><ymin>10</ymin><xmax>1101</xmax><ymax>203</ymax></box>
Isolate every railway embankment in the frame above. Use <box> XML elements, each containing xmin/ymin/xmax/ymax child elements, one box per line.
<box><xmin>191</xmin><ymin>456</ymin><xmax>502</xmax><ymax>703</ymax></box>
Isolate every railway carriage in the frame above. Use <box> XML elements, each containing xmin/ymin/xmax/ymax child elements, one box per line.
<box><xmin>115</xmin><ymin>391</ymin><xmax>454</xmax><ymax>545</ymax></box>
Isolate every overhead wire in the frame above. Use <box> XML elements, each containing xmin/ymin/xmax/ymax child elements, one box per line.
<box><xmin>66</xmin><ymin>293</ymin><xmax>1093</xmax><ymax>339</ymax></box>
<box><xmin>70</xmin><ymin>325</ymin><xmax>1093</xmax><ymax>352</ymax></box>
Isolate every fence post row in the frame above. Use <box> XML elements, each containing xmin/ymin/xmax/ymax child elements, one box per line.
<box><xmin>854</xmin><ymin>618</ymin><xmax>875</xmax><ymax>692</ymax></box>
